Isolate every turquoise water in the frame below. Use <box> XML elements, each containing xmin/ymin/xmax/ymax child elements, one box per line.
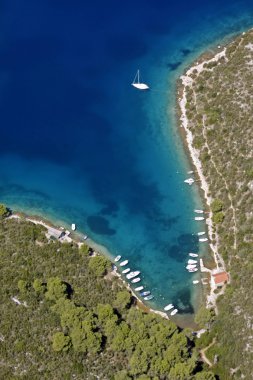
<box><xmin>0</xmin><ymin>1</ymin><xmax>253</xmax><ymax>316</ymax></box>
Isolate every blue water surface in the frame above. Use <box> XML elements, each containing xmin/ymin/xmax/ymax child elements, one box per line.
<box><xmin>0</xmin><ymin>0</ymin><xmax>253</xmax><ymax>317</ymax></box>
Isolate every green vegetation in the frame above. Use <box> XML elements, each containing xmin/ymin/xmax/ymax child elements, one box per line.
<box><xmin>0</xmin><ymin>217</ymin><xmax>215</xmax><ymax>379</ymax></box>
<box><xmin>182</xmin><ymin>28</ymin><xmax>253</xmax><ymax>379</ymax></box>
<box><xmin>88</xmin><ymin>254</ymin><xmax>111</xmax><ymax>277</ymax></box>
<box><xmin>0</xmin><ymin>203</ymin><xmax>10</xmax><ymax>218</ymax></box>
<box><xmin>194</xmin><ymin>307</ymin><xmax>215</xmax><ymax>329</ymax></box>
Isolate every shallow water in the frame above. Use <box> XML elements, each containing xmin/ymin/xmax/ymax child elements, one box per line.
<box><xmin>0</xmin><ymin>0</ymin><xmax>253</xmax><ymax>317</ymax></box>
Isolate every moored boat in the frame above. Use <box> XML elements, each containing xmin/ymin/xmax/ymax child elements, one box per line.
<box><xmin>144</xmin><ymin>295</ymin><xmax>154</xmax><ymax>301</ymax></box>
<box><xmin>134</xmin><ymin>286</ymin><xmax>144</xmax><ymax>291</ymax></box>
<box><xmin>71</xmin><ymin>223</ymin><xmax>76</xmax><ymax>231</ymax></box>
<box><xmin>131</xmin><ymin>277</ymin><xmax>141</xmax><ymax>283</ymax></box>
<box><xmin>186</xmin><ymin>264</ymin><xmax>197</xmax><ymax>270</ymax></box>
<box><xmin>114</xmin><ymin>255</ymin><xmax>121</xmax><ymax>262</ymax></box>
<box><xmin>184</xmin><ymin>178</ymin><xmax>194</xmax><ymax>185</ymax></box>
<box><xmin>195</xmin><ymin>216</ymin><xmax>204</xmax><ymax>221</ymax></box>
<box><xmin>188</xmin><ymin>267</ymin><xmax>198</xmax><ymax>272</ymax></box>
<box><xmin>199</xmin><ymin>238</ymin><xmax>208</xmax><ymax>242</ymax></box>
<box><xmin>120</xmin><ymin>260</ymin><xmax>129</xmax><ymax>267</ymax></box>
<box><xmin>197</xmin><ymin>231</ymin><xmax>205</xmax><ymax>236</ymax></box>
<box><xmin>122</xmin><ymin>268</ymin><xmax>131</xmax><ymax>274</ymax></box>
<box><xmin>194</xmin><ymin>209</ymin><xmax>204</xmax><ymax>214</ymax></box>
<box><xmin>188</xmin><ymin>259</ymin><xmax>198</xmax><ymax>264</ymax></box>
<box><xmin>171</xmin><ymin>309</ymin><xmax>178</xmax><ymax>316</ymax></box>
<box><xmin>164</xmin><ymin>304</ymin><xmax>174</xmax><ymax>311</ymax></box>
<box><xmin>140</xmin><ymin>291</ymin><xmax>151</xmax><ymax>297</ymax></box>
<box><xmin>126</xmin><ymin>271</ymin><xmax>140</xmax><ymax>279</ymax></box>
<box><xmin>193</xmin><ymin>280</ymin><xmax>199</xmax><ymax>284</ymax></box>
<box><xmin>189</xmin><ymin>253</ymin><xmax>198</xmax><ymax>257</ymax></box>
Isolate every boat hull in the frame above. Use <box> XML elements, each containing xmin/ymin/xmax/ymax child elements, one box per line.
<box><xmin>132</xmin><ymin>83</ymin><xmax>149</xmax><ymax>90</ymax></box>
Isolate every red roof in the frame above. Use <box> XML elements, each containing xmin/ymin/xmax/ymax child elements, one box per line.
<box><xmin>213</xmin><ymin>272</ymin><xmax>229</xmax><ymax>284</ymax></box>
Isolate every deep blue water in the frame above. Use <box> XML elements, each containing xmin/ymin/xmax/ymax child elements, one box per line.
<box><xmin>0</xmin><ymin>0</ymin><xmax>253</xmax><ymax>317</ymax></box>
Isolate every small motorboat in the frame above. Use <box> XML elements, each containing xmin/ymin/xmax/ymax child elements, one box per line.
<box><xmin>135</xmin><ymin>286</ymin><xmax>144</xmax><ymax>291</ymax></box>
<box><xmin>197</xmin><ymin>231</ymin><xmax>206</xmax><ymax>236</ymax></box>
<box><xmin>199</xmin><ymin>238</ymin><xmax>208</xmax><ymax>242</ymax></box>
<box><xmin>194</xmin><ymin>209</ymin><xmax>204</xmax><ymax>214</ymax></box>
<box><xmin>193</xmin><ymin>280</ymin><xmax>199</xmax><ymax>284</ymax></box>
<box><xmin>164</xmin><ymin>304</ymin><xmax>174</xmax><ymax>311</ymax></box>
<box><xmin>188</xmin><ymin>268</ymin><xmax>198</xmax><ymax>272</ymax></box>
<box><xmin>131</xmin><ymin>277</ymin><xmax>141</xmax><ymax>283</ymax></box>
<box><xmin>114</xmin><ymin>255</ymin><xmax>121</xmax><ymax>262</ymax></box>
<box><xmin>120</xmin><ymin>260</ymin><xmax>129</xmax><ymax>267</ymax></box>
<box><xmin>186</xmin><ymin>264</ymin><xmax>197</xmax><ymax>270</ymax></box>
<box><xmin>188</xmin><ymin>170</ymin><xmax>194</xmax><ymax>174</ymax></box>
<box><xmin>184</xmin><ymin>178</ymin><xmax>194</xmax><ymax>185</ymax></box>
<box><xmin>122</xmin><ymin>268</ymin><xmax>131</xmax><ymax>274</ymax></box>
<box><xmin>71</xmin><ymin>223</ymin><xmax>76</xmax><ymax>231</ymax></box>
<box><xmin>144</xmin><ymin>294</ymin><xmax>154</xmax><ymax>301</ymax></box>
<box><xmin>126</xmin><ymin>271</ymin><xmax>140</xmax><ymax>279</ymax></box>
<box><xmin>171</xmin><ymin>309</ymin><xmax>178</xmax><ymax>316</ymax></box>
<box><xmin>189</xmin><ymin>253</ymin><xmax>198</xmax><ymax>257</ymax></box>
<box><xmin>188</xmin><ymin>259</ymin><xmax>198</xmax><ymax>264</ymax></box>
<box><xmin>140</xmin><ymin>291</ymin><xmax>151</xmax><ymax>297</ymax></box>
<box><xmin>83</xmin><ymin>235</ymin><xmax>88</xmax><ymax>240</ymax></box>
<box><xmin>195</xmin><ymin>216</ymin><xmax>205</xmax><ymax>221</ymax></box>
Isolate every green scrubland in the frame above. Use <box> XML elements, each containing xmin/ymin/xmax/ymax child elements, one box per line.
<box><xmin>182</xmin><ymin>28</ymin><xmax>253</xmax><ymax>380</ymax></box>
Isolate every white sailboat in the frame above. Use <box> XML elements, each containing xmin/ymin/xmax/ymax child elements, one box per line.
<box><xmin>132</xmin><ymin>70</ymin><xmax>149</xmax><ymax>90</ymax></box>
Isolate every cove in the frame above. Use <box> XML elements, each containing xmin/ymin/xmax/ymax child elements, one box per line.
<box><xmin>0</xmin><ymin>1</ymin><xmax>253</xmax><ymax>322</ymax></box>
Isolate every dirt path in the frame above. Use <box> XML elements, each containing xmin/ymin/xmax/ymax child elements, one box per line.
<box><xmin>200</xmin><ymin>338</ymin><xmax>216</xmax><ymax>367</ymax></box>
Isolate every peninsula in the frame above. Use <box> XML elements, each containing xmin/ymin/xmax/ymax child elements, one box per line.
<box><xmin>179</xmin><ymin>28</ymin><xmax>253</xmax><ymax>379</ymax></box>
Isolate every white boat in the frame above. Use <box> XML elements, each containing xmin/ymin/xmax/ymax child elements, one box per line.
<box><xmin>131</xmin><ymin>70</ymin><xmax>149</xmax><ymax>90</ymax></box>
<box><xmin>188</xmin><ymin>259</ymin><xmax>198</xmax><ymax>264</ymax></box>
<box><xmin>144</xmin><ymin>294</ymin><xmax>154</xmax><ymax>301</ymax></box>
<box><xmin>114</xmin><ymin>255</ymin><xmax>121</xmax><ymax>262</ymax></box>
<box><xmin>197</xmin><ymin>231</ymin><xmax>206</xmax><ymax>236</ymax></box>
<box><xmin>188</xmin><ymin>268</ymin><xmax>198</xmax><ymax>272</ymax></box>
<box><xmin>131</xmin><ymin>277</ymin><xmax>141</xmax><ymax>283</ymax></box>
<box><xmin>187</xmin><ymin>170</ymin><xmax>194</xmax><ymax>174</ymax></box>
<box><xmin>120</xmin><ymin>260</ymin><xmax>129</xmax><ymax>267</ymax></box>
<box><xmin>194</xmin><ymin>209</ymin><xmax>204</xmax><ymax>214</ymax></box>
<box><xmin>171</xmin><ymin>309</ymin><xmax>178</xmax><ymax>316</ymax></box>
<box><xmin>189</xmin><ymin>253</ymin><xmax>198</xmax><ymax>257</ymax></box>
<box><xmin>193</xmin><ymin>280</ymin><xmax>199</xmax><ymax>284</ymax></box>
<box><xmin>186</xmin><ymin>264</ymin><xmax>197</xmax><ymax>270</ymax></box>
<box><xmin>184</xmin><ymin>178</ymin><xmax>194</xmax><ymax>185</ymax></box>
<box><xmin>195</xmin><ymin>216</ymin><xmax>204</xmax><ymax>221</ymax></box>
<box><xmin>164</xmin><ymin>304</ymin><xmax>174</xmax><ymax>311</ymax></box>
<box><xmin>135</xmin><ymin>286</ymin><xmax>144</xmax><ymax>291</ymax></box>
<box><xmin>199</xmin><ymin>238</ymin><xmax>208</xmax><ymax>242</ymax></box>
<box><xmin>122</xmin><ymin>268</ymin><xmax>131</xmax><ymax>274</ymax></box>
<box><xmin>140</xmin><ymin>291</ymin><xmax>151</xmax><ymax>297</ymax></box>
<box><xmin>71</xmin><ymin>223</ymin><xmax>76</xmax><ymax>231</ymax></box>
<box><xmin>83</xmin><ymin>235</ymin><xmax>88</xmax><ymax>240</ymax></box>
<box><xmin>126</xmin><ymin>271</ymin><xmax>140</xmax><ymax>279</ymax></box>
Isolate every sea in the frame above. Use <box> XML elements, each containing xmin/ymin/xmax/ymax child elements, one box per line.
<box><xmin>0</xmin><ymin>0</ymin><xmax>253</xmax><ymax>323</ymax></box>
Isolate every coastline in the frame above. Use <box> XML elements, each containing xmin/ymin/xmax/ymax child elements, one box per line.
<box><xmin>178</xmin><ymin>45</ymin><xmax>229</xmax><ymax>311</ymax></box>
<box><xmin>8</xmin><ymin>211</ymin><xmax>171</xmax><ymax>321</ymax></box>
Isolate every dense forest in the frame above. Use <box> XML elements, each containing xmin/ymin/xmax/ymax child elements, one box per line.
<box><xmin>0</xmin><ymin>216</ymin><xmax>215</xmax><ymax>379</ymax></box>
<box><xmin>182</xmin><ymin>28</ymin><xmax>253</xmax><ymax>380</ymax></box>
